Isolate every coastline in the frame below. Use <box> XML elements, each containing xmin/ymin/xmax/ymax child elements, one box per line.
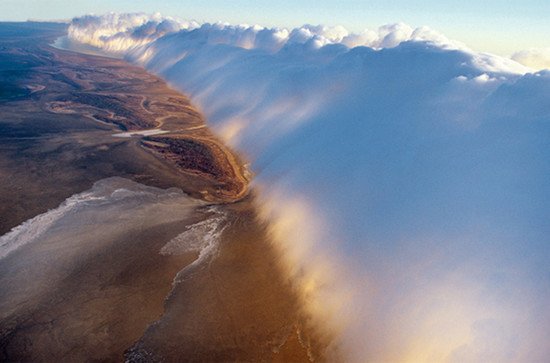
<box><xmin>48</xmin><ymin>37</ymin><xmax>250</xmax><ymax>204</ymax></box>
<box><xmin>0</xmin><ymin>22</ymin><xmax>329</xmax><ymax>362</ymax></box>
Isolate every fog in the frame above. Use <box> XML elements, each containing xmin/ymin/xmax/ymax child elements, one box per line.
<box><xmin>68</xmin><ymin>14</ymin><xmax>550</xmax><ymax>362</ymax></box>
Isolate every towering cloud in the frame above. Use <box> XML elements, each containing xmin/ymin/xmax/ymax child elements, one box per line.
<box><xmin>68</xmin><ymin>13</ymin><xmax>197</xmax><ymax>53</ymax></box>
<box><xmin>68</xmin><ymin>14</ymin><xmax>550</xmax><ymax>362</ymax></box>
<box><xmin>67</xmin><ymin>13</ymin><xmax>471</xmax><ymax>54</ymax></box>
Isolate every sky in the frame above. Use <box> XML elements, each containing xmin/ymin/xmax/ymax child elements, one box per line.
<box><xmin>2</xmin><ymin>0</ymin><xmax>550</xmax><ymax>55</ymax></box>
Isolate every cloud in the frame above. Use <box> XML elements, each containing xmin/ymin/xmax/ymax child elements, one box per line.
<box><xmin>68</xmin><ymin>13</ymin><xmax>469</xmax><ymax>55</ymax></box>
<box><xmin>68</xmin><ymin>13</ymin><xmax>197</xmax><ymax>53</ymax></box>
<box><xmin>68</xmin><ymin>13</ymin><xmax>550</xmax><ymax>362</ymax></box>
<box><xmin>512</xmin><ymin>47</ymin><xmax>550</xmax><ymax>70</ymax></box>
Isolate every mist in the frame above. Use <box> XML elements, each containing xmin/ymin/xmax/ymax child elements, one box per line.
<box><xmin>67</xmin><ymin>14</ymin><xmax>550</xmax><ymax>362</ymax></box>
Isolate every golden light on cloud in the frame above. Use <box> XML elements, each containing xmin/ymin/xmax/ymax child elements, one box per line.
<box><xmin>252</xmin><ymin>185</ymin><xmax>542</xmax><ymax>362</ymax></box>
<box><xmin>253</xmin><ymin>186</ymin><xmax>357</xmax><ymax>359</ymax></box>
<box><xmin>512</xmin><ymin>48</ymin><xmax>550</xmax><ymax>70</ymax></box>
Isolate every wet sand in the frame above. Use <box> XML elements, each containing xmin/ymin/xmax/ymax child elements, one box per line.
<box><xmin>0</xmin><ymin>22</ymin><xmax>330</xmax><ymax>362</ymax></box>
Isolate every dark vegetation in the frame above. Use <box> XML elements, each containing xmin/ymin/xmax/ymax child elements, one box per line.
<box><xmin>143</xmin><ymin>136</ymin><xmax>224</xmax><ymax>178</ymax></box>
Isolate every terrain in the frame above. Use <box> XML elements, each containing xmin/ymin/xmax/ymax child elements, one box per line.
<box><xmin>0</xmin><ymin>22</ymin><xmax>328</xmax><ymax>362</ymax></box>
<box><xmin>0</xmin><ymin>22</ymin><xmax>247</xmax><ymax>235</ymax></box>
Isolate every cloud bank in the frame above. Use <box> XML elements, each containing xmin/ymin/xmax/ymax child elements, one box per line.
<box><xmin>68</xmin><ymin>13</ymin><xmax>196</xmax><ymax>53</ymax></box>
<box><xmin>68</xmin><ymin>13</ymin><xmax>550</xmax><ymax>362</ymax></box>
<box><xmin>512</xmin><ymin>47</ymin><xmax>550</xmax><ymax>70</ymax></box>
<box><xmin>68</xmin><ymin>13</ymin><xmax>470</xmax><ymax>53</ymax></box>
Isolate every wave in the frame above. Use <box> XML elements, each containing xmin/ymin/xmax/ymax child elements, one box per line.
<box><xmin>68</xmin><ymin>14</ymin><xmax>550</xmax><ymax>362</ymax></box>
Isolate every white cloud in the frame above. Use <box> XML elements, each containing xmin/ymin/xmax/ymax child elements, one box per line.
<box><xmin>512</xmin><ymin>48</ymin><xmax>550</xmax><ymax>70</ymax></box>
<box><xmin>67</xmin><ymin>13</ymin><xmax>550</xmax><ymax>363</ymax></box>
<box><xmin>68</xmin><ymin>13</ymin><xmax>198</xmax><ymax>53</ymax></box>
<box><xmin>68</xmin><ymin>13</ymin><xmax>470</xmax><ymax>54</ymax></box>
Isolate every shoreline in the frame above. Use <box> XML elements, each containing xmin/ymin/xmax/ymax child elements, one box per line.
<box><xmin>45</xmin><ymin>40</ymin><xmax>250</xmax><ymax>204</ymax></box>
<box><xmin>0</xmin><ymin>22</ymin><xmax>330</xmax><ymax>362</ymax></box>
<box><xmin>50</xmin><ymin>33</ymin><xmax>250</xmax><ymax>204</ymax></box>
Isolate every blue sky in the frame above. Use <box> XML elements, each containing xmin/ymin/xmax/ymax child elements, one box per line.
<box><xmin>3</xmin><ymin>0</ymin><xmax>550</xmax><ymax>55</ymax></box>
